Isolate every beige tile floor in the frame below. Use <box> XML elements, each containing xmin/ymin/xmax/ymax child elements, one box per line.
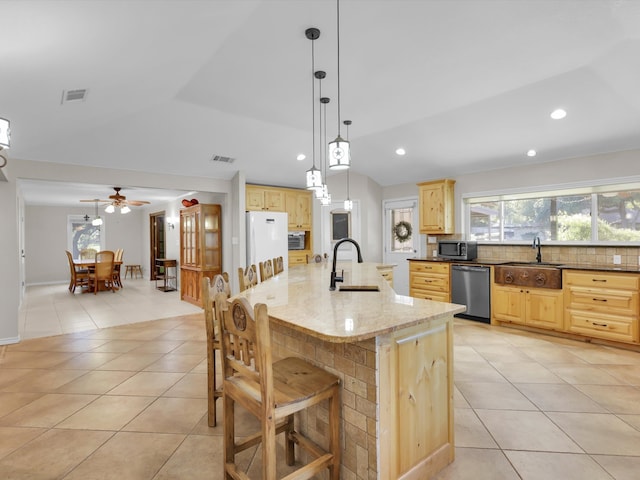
<box><xmin>2</xmin><ymin>284</ymin><xmax>640</xmax><ymax>479</ymax></box>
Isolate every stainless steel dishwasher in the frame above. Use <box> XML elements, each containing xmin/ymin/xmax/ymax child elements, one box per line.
<box><xmin>451</xmin><ymin>264</ymin><xmax>491</xmax><ymax>323</ymax></box>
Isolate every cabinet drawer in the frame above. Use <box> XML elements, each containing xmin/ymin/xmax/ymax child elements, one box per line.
<box><xmin>409</xmin><ymin>262</ymin><xmax>450</xmax><ymax>275</ymax></box>
<box><xmin>410</xmin><ymin>272</ymin><xmax>449</xmax><ymax>292</ymax></box>
<box><xmin>410</xmin><ymin>289</ymin><xmax>449</xmax><ymax>303</ymax></box>
<box><xmin>564</xmin><ymin>271</ymin><xmax>640</xmax><ymax>290</ymax></box>
<box><xmin>288</xmin><ymin>252</ymin><xmax>308</xmax><ymax>266</ymax></box>
<box><xmin>566</xmin><ymin>310</ymin><xmax>637</xmax><ymax>343</ymax></box>
<box><xmin>565</xmin><ymin>287</ymin><xmax>638</xmax><ymax>315</ymax></box>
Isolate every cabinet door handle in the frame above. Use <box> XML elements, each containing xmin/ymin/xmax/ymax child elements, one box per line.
<box><xmin>424</xmin><ymin>279</ymin><xmax>433</xmax><ymax>283</ymax></box>
<box><xmin>592</xmin><ymin>322</ymin><xmax>608</xmax><ymax>327</ymax></box>
<box><xmin>592</xmin><ymin>279</ymin><xmax>607</xmax><ymax>283</ymax></box>
<box><xmin>592</xmin><ymin>298</ymin><xmax>607</xmax><ymax>302</ymax></box>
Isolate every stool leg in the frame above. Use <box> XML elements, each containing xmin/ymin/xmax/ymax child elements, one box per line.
<box><xmin>223</xmin><ymin>394</ymin><xmax>235</xmax><ymax>480</ymax></box>
<box><xmin>285</xmin><ymin>414</ymin><xmax>295</xmax><ymax>465</ymax></box>
<box><xmin>329</xmin><ymin>385</ymin><xmax>341</xmax><ymax>479</ymax></box>
<box><xmin>262</xmin><ymin>414</ymin><xmax>277</xmax><ymax>480</ymax></box>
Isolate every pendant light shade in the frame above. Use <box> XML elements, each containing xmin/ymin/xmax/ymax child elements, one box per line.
<box><xmin>344</xmin><ymin>198</ymin><xmax>353</xmax><ymax>211</ymax></box>
<box><xmin>91</xmin><ymin>201</ymin><xmax>103</xmax><ymax>226</ymax></box>
<box><xmin>328</xmin><ymin>136</ymin><xmax>350</xmax><ymax>170</ymax></box>
<box><xmin>0</xmin><ymin>117</ymin><xmax>10</xmax><ymax>149</ymax></box>
<box><xmin>306</xmin><ymin>165</ymin><xmax>322</xmax><ymax>191</ymax></box>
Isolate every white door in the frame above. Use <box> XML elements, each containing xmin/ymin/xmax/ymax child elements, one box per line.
<box><xmin>383</xmin><ymin>198</ymin><xmax>420</xmax><ymax>296</ymax></box>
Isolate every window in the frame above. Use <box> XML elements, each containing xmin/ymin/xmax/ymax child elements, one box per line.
<box><xmin>68</xmin><ymin>215</ymin><xmax>104</xmax><ymax>258</ymax></box>
<box><xmin>465</xmin><ymin>183</ymin><xmax>640</xmax><ymax>244</ymax></box>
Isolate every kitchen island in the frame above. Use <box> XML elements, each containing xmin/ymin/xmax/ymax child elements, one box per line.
<box><xmin>233</xmin><ymin>261</ymin><xmax>465</xmax><ymax>479</ymax></box>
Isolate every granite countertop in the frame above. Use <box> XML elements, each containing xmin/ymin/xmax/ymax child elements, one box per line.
<box><xmin>232</xmin><ymin>261</ymin><xmax>465</xmax><ymax>343</ymax></box>
<box><xmin>409</xmin><ymin>257</ymin><xmax>640</xmax><ymax>273</ymax></box>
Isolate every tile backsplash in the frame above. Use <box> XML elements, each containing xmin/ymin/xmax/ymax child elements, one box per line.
<box><xmin>477</xmin><ymin>245</ymin><xmax>640</xmax><ymax>266</ymax></box>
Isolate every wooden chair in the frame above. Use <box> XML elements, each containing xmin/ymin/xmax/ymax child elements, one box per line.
<box><xmin>259</xmin><ymin>259</ymin><xmax>274</xmax><ymax>282</ymax></box>
<box><xmin>307</xmin><ymin>253</ymin><xmax>326</xmax><ymax>264</ymax></box>
<box><xmin>112</xmin><ymin>248</ymin><xmax>124</xmax><ymax>288</ymax></box>
<box><xmin>272</xmin><ymin>256</ymin><xmax>284</xmax><ymax>275</ymax></box>
<box><xmin>201</xmin><ymin>273</ymin><xmax>231</xmax><ymax>427</ymax></box>
<box><xmin>88</xmin><ymin>250</ymin><xmax>116</xmax><ymax>294</ymax></box>
<box><xmin>238</xmin><ymin>264</ymin><xmax>258</xmax><ymax>292</ymax></box>
<box><xmin>65</xmin><ymin>250</ymin><xmax>89</xmax><ymax>293</ymax></box>
<box><xmin>79</xmin><ymin>248</ymin><xmax>97</xmax><ymax>260</ymax></box>
<box><xmin>214</xmin><ymin>294</ymin><xmax>341</xmax><ymax>480</ymax></box>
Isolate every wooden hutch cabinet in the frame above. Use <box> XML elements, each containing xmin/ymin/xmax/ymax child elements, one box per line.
<box><xmin>180</xmin><ymin>203</ymin><xmax>222</xmax><ymax>307</ymax></box>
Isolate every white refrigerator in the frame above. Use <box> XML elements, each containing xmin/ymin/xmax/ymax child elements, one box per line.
<box><xmin>246</xmin><ymin>211</ymin><xmax>289</xmax><ymax>270</ymax></box>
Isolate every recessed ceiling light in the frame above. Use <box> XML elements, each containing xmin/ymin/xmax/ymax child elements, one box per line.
<box><xmin>395</xmin><ymin>148</ymin><xmax>406</xmax><ymax>156</ymax></box>
<box><xmin>550</xmin><ymin>108</ymin><xmax>567</xmax><ymax>120</ymax></box>
<box><xmin>527</xmin><ymin>149</ymin><xmax>537</xmax><ymax>157</ymax></box>
<box><xmin>296</xmin><ymin>154</ymin><xmax>306</xmax><ymax>161</ymax></box>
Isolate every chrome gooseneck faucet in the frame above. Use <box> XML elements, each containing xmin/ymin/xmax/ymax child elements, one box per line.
<box><xmin>532</xmin><ymin>236</ymin><xmax>542</xmax><ymax>263</ymax></box>
<box><xmin>330</xmin><ymin>238</ymin><xmax>363</xmax><ymax>290</ymax></box>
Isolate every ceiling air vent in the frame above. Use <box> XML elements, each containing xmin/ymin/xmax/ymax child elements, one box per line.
<box><xmin>61</xmin><ymin>89</ymin><xmax>88</xmax><ymax>104</ymax></box>
<box><xmin>211</xmin><ymin>155</ymin><xmax>235</xmax><ymax>164</ymax></box>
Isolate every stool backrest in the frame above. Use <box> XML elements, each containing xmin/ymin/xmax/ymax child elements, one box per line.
<box><xmin>259</xmin><ymin>259</ymin><xmax>274</xmax><ymax>282</ymax></box>
<box><xmin>238</xmin><ymin>264</ymin><xmax>258</xmax><ymax>292</ymax></box>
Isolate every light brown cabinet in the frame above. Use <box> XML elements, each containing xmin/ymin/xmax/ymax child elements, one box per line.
<box><xmin>285</xmin><ymin>190</ymin><xmax>312</xmax><ymax>230</ymax></box>
<box><xmin>417</xmin><ymin>179</ymin><xmax>455</xmax><ymax>234</ymax></box>
<box><xmin>246</xmin><ymin>185</ymin><xmax>285</xmax><ymax>211</ymax></box>
<box><xmin>180</xmin><ymin>204</ymin><xmax>222</xmax><ymax>307</ymax></box>
<box><xmin>409</xmin><ymin>261</ymin><xmax>450</xmax><ymax>302</ymax></box>
<box><xmin>564</xmin><ymin>270</ymin><xmax>639</xmax><ymax>344</ymax></box>
<box><xmin>492</xmin><ymin>284</ymin><xmax>563</xmax><ymax>330</ymax></box>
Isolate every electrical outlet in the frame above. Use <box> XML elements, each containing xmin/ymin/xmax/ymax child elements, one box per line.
<box><xmin>613</xmin><ymin>254</ymin><xmax>622</xmax><ymax>265</ymax></box>
<box><xmin>432</xmin><ymin>249</ymin><xmax>438</xmax><ymax>258</ymax></box>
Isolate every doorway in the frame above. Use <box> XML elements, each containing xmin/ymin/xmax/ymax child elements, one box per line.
<box><xmin>383</xmin><ymin>198</ymin><xmax>420</xmax><ymax>296</ymax></box>
<box><xmin>149</xmin><ymin>211</ymin><xmax>166</xmax><ymax>281</ymax></box>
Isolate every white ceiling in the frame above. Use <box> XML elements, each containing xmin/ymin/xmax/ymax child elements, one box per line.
<box><xmin>4</xmin><ymin>0</ymin><xmax>640</xmax><ymax>206</ymax></box>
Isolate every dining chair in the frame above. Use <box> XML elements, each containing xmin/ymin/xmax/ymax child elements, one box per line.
<box><xmin>88</xmin><ymin>250</ymin><xmax>116</xmax><ymax>294</ymax></box>
<box><xmin>65</xmin><ymin>250</ymin><xmax>89</xmax><ymax>293</ymax></box>
<box><xmin>214</xmin><ymin>293</ymin><xmax>341</xmax><ymax>480</ymax></box>
<box><xmin>272</xmin><ymin>256</ymin><xmax>284</xmax><ymax>274</ymax></box>
<box><xmin>259</xmin><ymin>259</ymin><xmax>274</xmax><ymax>282</ymax></box>
<box><xmin>201</xmin><ymin>272</ymin><xmax>230</xmax><ymax>427</ymax></box>
<box><xmin>237</xmin><ymin>264</ymin><xmax>258</xmax><ymax>292</ymax></box>
<box><xmin>112</xmin><ymin>249</ymin><xmax>124</xmax><ymax>288</ymax></box>
<box><xmin>79</xmin><ymin>248</ymin><xmax>97</xmax><ymax>260</ymax></box>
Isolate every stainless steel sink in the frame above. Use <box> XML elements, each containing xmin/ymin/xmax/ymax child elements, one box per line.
<box><xmin>338</xmin><ymin>285</ymin><xmax>380</xmax><ymax>292</ymax></box>
<box><xmin>495</xmin><ymin>264</ymin><xmax>562</xmax><ymax>289</ymax></box>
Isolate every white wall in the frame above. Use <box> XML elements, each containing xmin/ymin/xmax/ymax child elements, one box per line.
<box><xmin>0</xmin><ymin>171</ymin><xmax>20</xmax><ymax>344</ymax></box>
<box><xmin>25</xmin><ymin>206</ymin><xmax>144</xmax><ymax>285</ymax></box>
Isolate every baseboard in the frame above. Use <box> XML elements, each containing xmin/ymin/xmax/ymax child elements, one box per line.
<box><xmin>0</xmin><ymin>335</ymin><xmax>21</xmax><ymax>345</ymax></box>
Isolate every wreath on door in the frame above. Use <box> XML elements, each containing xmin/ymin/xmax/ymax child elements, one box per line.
<box><xmin>393</xmin><ymin>220</ymin><xmax>412</xmax><ymax>243</ymax></box>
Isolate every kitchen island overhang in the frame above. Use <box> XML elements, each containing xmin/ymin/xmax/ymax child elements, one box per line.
<box><xmin>232</xmin><ymin>261</ymin><xmax>465</xmax><ymax>479</ymax></box>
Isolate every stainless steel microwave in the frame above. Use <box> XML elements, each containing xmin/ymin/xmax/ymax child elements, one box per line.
<box><xmin>437</xmin><ymin>240</ymin><xmax>477</xmax><ymax>260</ymax></box>
<box><xmin>288</xmin><ymin>231</ymin><xmax>306</xmax><ymax>250</ymax></box>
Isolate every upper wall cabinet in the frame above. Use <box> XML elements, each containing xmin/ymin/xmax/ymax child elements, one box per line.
<box><xmin>285</xmin><ymin>190</ymin><xmax>312</xmax><ymax>230</ymax></box>
<box><xmin>246</xmin><ymin>185</ymin><xmax>285</xmax><ymax>211</ymax></box>
<box><xmin>418</xmin><ymin>179</ymin><xmax>455</xmax><ymax>234</ymax></box>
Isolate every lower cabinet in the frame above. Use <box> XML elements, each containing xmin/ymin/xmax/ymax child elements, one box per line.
<box><xmin>564</xmin><ymin>270</ymin><xmax>639</xmax><ymax>344</ymax></box>
<box><xmin>493</xmin><ymin>284</ymin><xmax>563</xmax><ymax>330</ymax></box>
<box><xmin>288</xmin><ymin>251</ymin><xmax>308</xmax><ymax>267</ymax></box>
<box><xmin>409</xmin><ymin>261</ymin><xmax>450</xmax><ymax>302</ymax></box>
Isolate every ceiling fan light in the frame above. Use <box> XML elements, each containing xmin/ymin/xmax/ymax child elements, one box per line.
<box><xmin>328</xmin><ymin>136</ymin><xmax>350</xmax><ymax>169</ymax></box>
<box><xmin>120</xmin><ymin>205</ymin><xmax>131</xmax><ymax>214</ymax></box>
<box><xmin>105</xmin><ymin>204</ymin><xmax>115</xmax><ymax>213</ymax></box>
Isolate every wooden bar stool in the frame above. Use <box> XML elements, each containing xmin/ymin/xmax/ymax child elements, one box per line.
<box><xmin>201</xmin><ymin>273</ymin><xmax>230</xmax><ymax>427</ymax></box>
<box><xmin>237</xmin><ymin>264</ymin><xmax>258</xmax><ymax>292</ymax></box>
<box><xmin>214</xmin><ymin>294</ymin><xmax>341</xmax><ymax>480</ymax></box>
<box><xmin>259</xmin><ymin>259</ymin><xmax>274</xmax><ymax>282</ymax></box>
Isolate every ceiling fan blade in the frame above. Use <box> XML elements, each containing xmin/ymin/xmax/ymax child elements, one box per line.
<box><xmin>126</xmin><ymin>200</ymin><xmax>150</xmax><ymax>206</ymax></box>
<box><xmin>79</xmin><ymin>199</ymin><xmax>109</xmax><ymax>203</ymax></box>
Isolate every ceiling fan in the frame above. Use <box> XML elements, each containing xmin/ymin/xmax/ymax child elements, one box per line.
<box><xmin>80</xmin><ymin>187</ymin><xmax>150</xmax><ymax>213</ymax></box>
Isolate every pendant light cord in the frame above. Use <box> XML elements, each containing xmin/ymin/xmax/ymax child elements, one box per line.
<box><xmin>336</xmin><ymin>0</ymin><xmax>342</xmax><ymax>136</ymax></box>
<box><xmin>311</xmin><ymin>36</ymin><xmax>316</xmax><ymax>169</ymax></box>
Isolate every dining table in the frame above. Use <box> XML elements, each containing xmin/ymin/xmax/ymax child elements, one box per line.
<box><xmin>73</xmin><ymin>258</ymin><xmax>123</xmax><ymax>292</ymax></box>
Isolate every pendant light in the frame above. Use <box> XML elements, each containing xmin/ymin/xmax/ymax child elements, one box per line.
<box><xmin>305</xmin><ymin>28</ymin><xmax>322</xmax><ymax>191</ymax></box>
<box><xmin>91</xmin><ymin>200</ymin><xmax>103</xmax><ymax>226</ymax></box>
<box><xmin>328</xmin><ymin>0</ymin><xmax>350</xmax><ymax>170</ymax></box>
<box><xmin>314</xmin><ymin>70</ymin><xmax>326</xmax><ymax>199</ymax></box>
<box><xmin>343</xmin><ymin>119</ymin><xmax>353</xmax><ymax>211</ymax></box>
<box><xmin>320</xmin><ymin>96</ymin><xmax>332</xmax><ymax>206</ymax></box>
